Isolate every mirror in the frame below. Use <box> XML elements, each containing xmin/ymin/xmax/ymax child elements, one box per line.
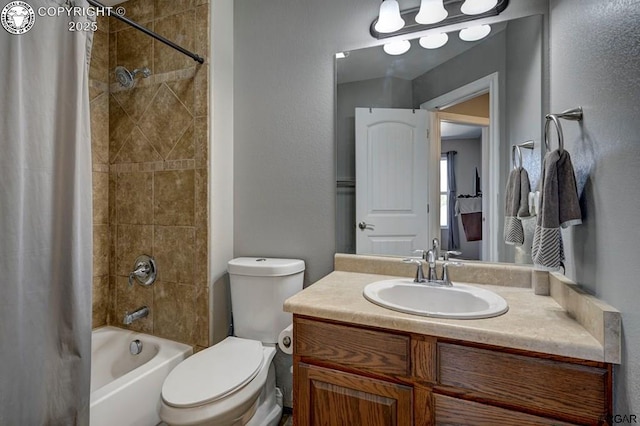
<box><xmin>336</xmin><ymin>14</ymin><xmax>543</xmax><ymax>263</ymax></box>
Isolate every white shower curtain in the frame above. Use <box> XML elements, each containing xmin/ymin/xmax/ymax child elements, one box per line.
<box><xmin>0</xmin><ymin>1</ymin><xmax>93</xmax><ymax>424</ymax></box>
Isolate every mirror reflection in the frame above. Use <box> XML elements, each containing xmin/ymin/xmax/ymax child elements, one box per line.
<box><xmin>336</xmin><ymin>14</ymin><xmax>543</xmax><ymax>264</ymax></box>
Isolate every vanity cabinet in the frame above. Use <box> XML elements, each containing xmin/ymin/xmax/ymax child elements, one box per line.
<box><xmin>293</xmin><ymin>316</ymin><xmax>612</xmax><ymax>426</ymax></box>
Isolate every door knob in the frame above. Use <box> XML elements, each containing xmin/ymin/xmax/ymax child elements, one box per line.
<box><xmin>358</xmin><ymin>221</ymin><xmax>375</xmax><ymax>230</ymax></box>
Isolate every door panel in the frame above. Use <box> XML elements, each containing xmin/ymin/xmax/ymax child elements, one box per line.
<box><xmin>356</xmin><ymin>108</ymin><xmax>429</xmax><ymax>255</ymax></box>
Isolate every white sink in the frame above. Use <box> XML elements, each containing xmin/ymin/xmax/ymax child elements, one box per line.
<box><xmin>363</xmin><ymin>279</ymin><xmax>508</xmax><ymax>319</ymax></box>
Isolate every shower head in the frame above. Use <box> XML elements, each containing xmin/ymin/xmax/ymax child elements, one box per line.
<box><xmin>114</xmin><ymin>66</ymin><xmax>151</xmax><ymax>89</ymax></box>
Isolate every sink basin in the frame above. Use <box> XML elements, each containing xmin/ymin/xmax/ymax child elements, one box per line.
<box><xmin>363</xmin><ymin>279</ymin><xmax>508</xmax><ymax>319</ymax></box>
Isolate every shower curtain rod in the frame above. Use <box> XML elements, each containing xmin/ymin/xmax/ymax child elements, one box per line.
<box><xmin>86</xmin><ymin>0</ymin><xmax>205</xmax><ymax>64</ymax></box>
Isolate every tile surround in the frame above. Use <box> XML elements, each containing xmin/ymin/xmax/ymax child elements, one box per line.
<box><xmin>89</xmin><ymin>0</ymin><xmax>210</xmax><ymax>347</ymax></box>
<box><xmin>90</xmin><ymin>19</ymin><xmax>111</xmax><ymax>328</ymax></box>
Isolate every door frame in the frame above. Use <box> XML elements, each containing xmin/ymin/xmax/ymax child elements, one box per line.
<box><xmin>420</xmin><ymin>72</ymin><xmax>500</xmax><ymax>262</ymax></box>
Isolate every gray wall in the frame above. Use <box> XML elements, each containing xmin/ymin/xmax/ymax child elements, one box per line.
<box><xmin>441</xmin><ymin>138</ymin><xmax>483</xmax><ymax>260</ymax></box>
<box><xmin>549</xmin><ymin>0</ymin><xmax>640</xmax><ymax>413</ymax></box>
<box><xmin>234</xmin><ymin>0</ymin><xmax>378</xmax><ymax>286</ymax></box>
<box><xmin>411</xmin><ymin>30</ymin><xmax>507</xmax><ymax>108</ymax></box>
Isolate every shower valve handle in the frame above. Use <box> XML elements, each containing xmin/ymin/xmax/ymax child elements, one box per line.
<box><xmin>128</xmin><ymin>255</ymin><xmax>157</xmax><ymax>287</ymax></box>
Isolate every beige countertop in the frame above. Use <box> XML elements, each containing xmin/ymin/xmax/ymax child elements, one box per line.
<box><xmin>284</xmin><ymin>269</ymin><xmax>616</xmax><ymax>363</ymax></box>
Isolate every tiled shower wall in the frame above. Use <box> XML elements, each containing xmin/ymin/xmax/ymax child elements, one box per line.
<box><xmin>90</xmin><ymin>0</ymin><xmax>210</xmax><ymax>349</ymax></box>
<box><xmin>90</xmin><ymin>15</ymin><xmax>111</xmax><ymax>328</ymax></box>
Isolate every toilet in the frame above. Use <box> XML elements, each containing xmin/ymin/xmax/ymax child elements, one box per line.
<box><xmin>159</xmin><ymin>257</ymin><xmax>305</xmax><ymax>426</ymax></box>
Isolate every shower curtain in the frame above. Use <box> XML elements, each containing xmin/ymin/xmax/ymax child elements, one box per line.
<box><xmin>0</xmin><ymin>1</ymin><xmax>93</xmax><ymax>424</ymax></box>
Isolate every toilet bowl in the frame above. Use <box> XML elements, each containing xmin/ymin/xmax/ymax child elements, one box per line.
<box><xmin>159</xmin><ymin>258</ymin><xmax>304</xmax><ymax>426</ymax></box>
<box><xmin>159</xmin><ymin>338</ymin><xmax>280</xmax><ymax>426</ymax></box>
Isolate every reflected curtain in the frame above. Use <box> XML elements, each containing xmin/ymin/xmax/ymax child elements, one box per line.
<box><xmin>446</xmin><ymin>151</ymin><xmax>460</xmax><ymax>250</ymax></box>
<box><xmin>0</xmin><ymin>1</ymin><xmax>93</xmax><ymax>424</ymax></box>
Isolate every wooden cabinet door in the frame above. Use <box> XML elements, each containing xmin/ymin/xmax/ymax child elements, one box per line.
<box><xmin>296</xmin><ymin>363</ymin><xmax>412</xmax><ymax>426</ymax></box>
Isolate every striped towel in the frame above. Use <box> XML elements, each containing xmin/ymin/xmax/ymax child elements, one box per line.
<box><xmin>532</xmin><ymin>149</ymin><xmax>582</xmax><ymax>270</ymax></box>
<box><xmin>504</xmin><ymin>167</ymin><xmax>531</xmax><ymax>246</ymax></box>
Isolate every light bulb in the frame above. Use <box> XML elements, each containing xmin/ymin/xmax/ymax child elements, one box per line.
<box><xmin>383</xmin><ymin>40</ymin><xmax>411</xmax><ymax>55</ymax></box>
<box><xmin>459</xmin><ymin>24</ymin><xmax>491</xmax><ymax>41</ymax></box>
<box><xmin>460</xmin><ymin>0</ymin><xmax>498</xmax><ymax>15</ymax></box>
<box><xmin>419</xmin><ymin>32</ymin><xmax>449</xmax><ymax>49</ymax></box>
<box><xmin>374</xmin><ymin>0</ymin><xmax>405</xmax><ymax>33</ymax></box>
<box><xmin>415</xmin><ymin>0</ymin><xmax>448</xmax><ymax>25</ymax></box>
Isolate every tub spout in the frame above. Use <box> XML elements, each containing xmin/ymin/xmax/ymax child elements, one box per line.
<box><xmin>123</xmin><ymin>306</ymin><xmax>149</xmax><ymax>325</ymax></box>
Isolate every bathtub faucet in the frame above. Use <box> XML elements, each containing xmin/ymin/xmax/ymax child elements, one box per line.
<box><xmin>123</xmin><ymin>306</ymin><xmax>150</xmax><ymax>325</ymax></box>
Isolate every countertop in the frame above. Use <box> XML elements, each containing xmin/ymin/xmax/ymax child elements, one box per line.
<box><xmin>284</xmin><ymin>270</ymin><xmax>613</xmax><ymax>363</ymax></box>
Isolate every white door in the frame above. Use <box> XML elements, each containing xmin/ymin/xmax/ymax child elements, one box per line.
<box><xmin>355</xmin><ymin>108</ymin><xmax>429</xmax><ymax>255</ymax></box>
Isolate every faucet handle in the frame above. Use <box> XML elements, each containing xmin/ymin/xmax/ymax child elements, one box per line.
<box><xmin>442</xmin><ymin>250</ymin><xmax>462</xmax><ymax>261</ymax></box>
<box><xmin>402</xmin><ymin>258</ymin><xmax>426</xmax><ymax>283</ymax></box>
<box><xmin>441</xmin><ymin>261</ymin><xmax>463</xmax><ymax>286</ymax></box>
<box><xmin>412</xmin><ymin>249</ymin><xmax>428</xmax><ymax>260</ymax></box>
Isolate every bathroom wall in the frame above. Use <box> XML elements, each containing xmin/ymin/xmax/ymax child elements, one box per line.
<box><xmin>549</xmin><ymin>0</ymin><xmax>640</xmax><ymax>414</ymax></box>
<box><xmin>89</xmin><ymin>0</ymin><xmax>211</xmax><ymax>349</ymax></box>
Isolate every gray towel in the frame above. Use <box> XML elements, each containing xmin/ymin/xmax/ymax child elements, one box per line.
<box><xmin>532</xmin><ymin>149</ymin><xmax>582</xmax><ymax>270</ymax></box>
<box><xmin>504</xmin><ymin>167</ymin><xmax>531</xmax><ymax>245</ymax></box>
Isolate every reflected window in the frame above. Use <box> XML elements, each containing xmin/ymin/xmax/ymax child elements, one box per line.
<box><xmin>440</xmin><ymin>156</ymin><xmax>448</xmax><ymax>228</ymax></box>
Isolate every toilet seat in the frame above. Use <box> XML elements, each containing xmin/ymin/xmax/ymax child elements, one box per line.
<box><xmin>162</xmin><ymin>337</ymin><xmax>264</xmax><ymax>408</ymax></box>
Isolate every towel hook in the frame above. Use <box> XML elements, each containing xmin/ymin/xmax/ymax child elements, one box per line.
<box><xmin>544</xmin><ymin>114</ymin><xmax>564</xmax><ymax>153</ymax></box>
<box><xmin>544</xmin><ymin>107</ymin><xmax>583</xmax><ymax>153</ymax></box>
<box><xmin>512</xmin><ymin>145</ymin><xmax>522</xmax><ymax>170</ymax></box>
<box><xmin>512</xmin><ymin>140</ymin><xmax>535</xmax><ymax>170</ymax></box>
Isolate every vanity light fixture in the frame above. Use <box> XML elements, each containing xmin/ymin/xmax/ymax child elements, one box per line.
<box><xmin>374</xmin><ymin>0</ymin><xmax>405</xmax><ymax>34</ymax></box>
<box><xmin>383</xmin><ymin>39</ymin><xmax>411</xmax><ymax>55</ymax></box>
<box><xmin>459</xmin><ymin>24</ymin><xmax>492</xmax><ymax>41</ymax></box>
<box><xmin>419</xmin><ymin>32</ymin><xmax>449</xmax><ymax>49</ymax></box>
<box><xmin>335</xmin><ymin>52</ymin><xmax>349</xmax><ymax>59</ymax></box>
<box><xmin>370</xmin><ymin>0</ymin><xmax>508</xmax><ymax>40</ymax></box>
<box><xmin>461</xmin><ymin>0</ymin><xmax>499</xmax><ymax>15</ymax></box>
<box><xmin>415</xmin><ymin>0</ymin><xmax>448</xmax><ymax>25</ymax></box>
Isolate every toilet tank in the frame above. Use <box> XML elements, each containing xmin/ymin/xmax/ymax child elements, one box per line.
<box><xmin>228</xmin><ymin>257</ymin><xmax>305</xmax><ymax>343</ymax></box>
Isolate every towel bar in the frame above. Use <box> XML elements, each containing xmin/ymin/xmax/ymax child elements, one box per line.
<box><xmin>544</xmin><ymin>107</ymin><xmax>583</xmax><ymax>153</ymax></box>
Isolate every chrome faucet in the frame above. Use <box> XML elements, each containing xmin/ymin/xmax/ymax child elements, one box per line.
<box><xmin>403</xmin><ymin>251</ymin><xmax>462</xmax><ymax>286</ymax></box>
<box><xmin>431</xmin><ymin>238</ymin><xmax>440</xmax><ymax>260</ymax></box>
<box><xmin>403</xmin><ymin>258</ymin><xmax>426</xmax><ymax>283</ymax></box>
<box><xmin>441</xmin><ymin>261</ymin><xmax>462</xmax><ymax>286</ymax></box>
<box><xmin>123</xmin><ymin>306</ymin><xmax>149</xmax><ymax>325</ymax></box>
<box><xmin>426</xmin><ymin>249</ymin><xmax>438</xmax><ymax>282</ymax></box>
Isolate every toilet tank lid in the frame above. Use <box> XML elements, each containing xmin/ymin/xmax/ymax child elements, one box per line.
<box><xmin>228</xmin><ymin>257</ymin><xmax>305</xmax><ymax>277</ymax></box>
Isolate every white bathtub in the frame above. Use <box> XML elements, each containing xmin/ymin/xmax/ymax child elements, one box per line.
<box><xmin>90</xmin><ymin>326</ymin><xmax>193</xmax><ymax>426</ymax></box>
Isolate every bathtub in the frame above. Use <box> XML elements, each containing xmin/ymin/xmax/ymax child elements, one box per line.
<box><xmin>90</xmin><ymin>326</ymin><xmax>193</xmax><ymax>426</ymax></box>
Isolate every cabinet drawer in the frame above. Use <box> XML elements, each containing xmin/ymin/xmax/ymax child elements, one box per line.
<box><xmin>294</xmin><ymin>317</ymin><xmax>410</xmax><ymax>376</ymax></box>
<box><xmin>438</xmin><ymin>343</ymin><xmax>608</xmax><ymax>423</ymax></box>
<box><xmin>434</xmin><ymin>394</ymin><xmax>576</xmax><ymax>426</ymax></box>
